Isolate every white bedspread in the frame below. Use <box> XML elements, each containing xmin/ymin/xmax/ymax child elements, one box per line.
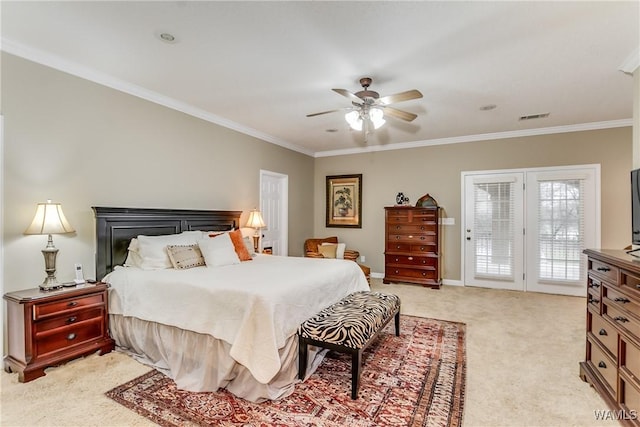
<box><xmin>104</xmin><ymin>255</ymin><xmax>369</xmax><ymax>384</ymax></box>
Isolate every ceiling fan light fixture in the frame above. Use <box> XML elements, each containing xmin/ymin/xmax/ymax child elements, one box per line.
<box><xmin>345</xmin><ymin>110</ymin><xmax>363</xmax><ymax>131</ymax></box>
<box><xmin>370</xmin><ymin>107</ymin><xmax>385</xmax><ymax>129</ymax></box>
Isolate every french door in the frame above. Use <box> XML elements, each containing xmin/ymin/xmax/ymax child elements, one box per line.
<box><xmin>463</xmin><ymin>166</ymin><xmax>599</xmax><ymax>296</ymax></box>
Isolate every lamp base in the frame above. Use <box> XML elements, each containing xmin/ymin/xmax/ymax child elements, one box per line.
<box><xmin>252</xmin><ymin>235</ymin><xmax>260</xmax><ymax>253</ymax></box>
<box><xmin>40</xmin><ymin>276</ymin><xmax>63</xmax><ymax>291</ymax></box>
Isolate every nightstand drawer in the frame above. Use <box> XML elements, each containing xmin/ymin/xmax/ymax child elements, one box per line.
<box><xmin>35</xmin><ymin>307</ymin><xmax>104</xmax><ymax>333</ymax></box>
<box><xmin>35</xmin><ymin>318</ymin><xmax>104</xmax><ymax>356</ymax></box>
<box><xmin>34</xmin><ymin>293</ymin><xmax>105</xmax><ymax>320</ymax></box>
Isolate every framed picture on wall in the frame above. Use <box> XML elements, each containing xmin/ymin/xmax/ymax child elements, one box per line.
<box><xmin>326</xmin><ymin>174</ymin><xmax>362</xmax><ymax>228</ymax></box>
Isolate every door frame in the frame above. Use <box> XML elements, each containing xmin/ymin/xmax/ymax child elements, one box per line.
<box><xmin>259</xmin><ymin>169</ymin><xmax>289</xmax><ymax>255</ymax></box>
<box><xmin>461</xmin><ymin>164</ymin><xmax>601</xmax><ymax>293</ymax></box>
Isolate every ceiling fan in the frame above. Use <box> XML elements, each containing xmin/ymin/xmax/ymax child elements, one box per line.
<box><xmin>307</xmin><ymin>77</ymin><xmax>423</xmax><ymax>141</ymax></box>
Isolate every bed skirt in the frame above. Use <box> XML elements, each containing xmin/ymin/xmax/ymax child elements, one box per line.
<box><xmin>109</xmin><ymin>314</ymin><xmax>326</xmax><ymax>402</ymax></box>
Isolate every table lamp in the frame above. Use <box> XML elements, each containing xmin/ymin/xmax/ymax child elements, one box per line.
<box><xmin>246</xmin><ymin>209</ymin><xmax>266</xmax><ymax>253</ymax></box>
<box><xmin>24</xmin><ymin>200</ymin><xmax>75</xmax><ymax>290</ymax></box>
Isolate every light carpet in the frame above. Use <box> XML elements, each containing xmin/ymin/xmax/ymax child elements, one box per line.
<box><xmin>105</xmin><ymin>315</ymin><xmax>466</xmax><ymax>427</ymax></box>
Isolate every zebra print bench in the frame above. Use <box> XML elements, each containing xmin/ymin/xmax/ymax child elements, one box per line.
<box><xmin>298</xmin><ymin>291</ymin><xmax>401</xmax><ymax>399</ymax></box>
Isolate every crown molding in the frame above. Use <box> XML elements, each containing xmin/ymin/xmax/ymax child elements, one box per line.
<box><xmin>314</xmin><ymin>119</ymin><xmax>633</xmax><ymax>158</ymax></box>
<box><xmin>2</xmin><ymin>37</ymin><xmax>631</xmax><ymax>160</ymax></box>
<box><xmin>0</xmin><ymin>37</ymin><xmax>315</xmax><ymax>158</ymax></box>
<box><xmin>619</xmin><ymin>46</ymin><xmax>640</xmax><ymax>75</ymax></box>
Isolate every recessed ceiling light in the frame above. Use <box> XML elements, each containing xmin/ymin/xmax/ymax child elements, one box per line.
<box><xmin>479</xmin><ymin>104</ymin><xmax>497</xmax><ymax>111</ymax></box>
<box><xmin>157</xmin><ymin>32</ymin><xmax>177</xmax><ymax>43</ymax></box>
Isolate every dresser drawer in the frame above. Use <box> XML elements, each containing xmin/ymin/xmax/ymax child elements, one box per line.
<box><xmin>34</xmin><ymin>293</ymin><xmax>105</xmax><ymax>320</ymax></box>
<box><xmin>35</xmin><ymin>318</ymin><xmax>104</xmax><ymax>356</ymax></box>
<box><xmin>386</xmin><ymin>266</ymin><xmax>438</xmax><ymax>281</ymax></box>
<box><xmin>35</xmin><ymin>307</ymin><xmax>104</xmax><ymax>333</ymax></box>
<box><xmin>388</xmin><ymin>233</ymin><xmax>436</xmax><ymax>245</ymax></box>
<box><xmin>385</xmin><ymin>254</ymin><xmax>437</xmax><ymax>267</ymax></box>
<box><xmin>605</xmin><ymin>286</ymin><xmax>640</xmax><ymax>319</ymax></box>
<box><xmin>589</xmin><ymin>312</ymin><xmax>618</xmax><ymax>359</ymax></box>
<box><xmin>589</xmin><ymin>259</ymin><xmax>619</xmax><ymax>284</ymax></box>
<box><xmin>588</xmin><ymin>338</ymin><xmax>617</xmax><ymax>394</ymax></box>
<box><xmin>621</xmin><ymin>337</ymin><xmax>640</xmax><ymax>380</ymax></box>
<box><xmin>588</xmin><ymin>286</ymin><xmax>601</xmax><ymax>312</ymax></box>
<box><xmin>621</xmin><ymin>269</ymin><xmax>640</xmax><ymax>301</ymax></box>
<box><xmin>387</xmin><ymin>223</ymin><xmax>435</xmax><ymax>234</ymax></box>
<box><xmin>604</xmin><ymin>303</ymin><xmax>640</xmax><ymax>341</ymax></box>
<box><xmin>386</xmin><ymin>209</ymin><xmax>436</xmax><ymax>223</ymax></box>
<box><xmin>619</xmin><ymin>375</ymin><xmax>640</xmax><ymax>416</ymax></box>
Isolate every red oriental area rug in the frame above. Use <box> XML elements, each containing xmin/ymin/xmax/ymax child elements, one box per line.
<box><xmin>106</xmin><ymin>315</ymin><xmax>466</xmax><ymax>427</ymax></box>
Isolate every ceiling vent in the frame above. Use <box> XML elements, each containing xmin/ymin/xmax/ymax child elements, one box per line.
<box><xmin>519</xmin><ymin>112</ymin><xmax>550</xmax><ymax>121</ymax></box>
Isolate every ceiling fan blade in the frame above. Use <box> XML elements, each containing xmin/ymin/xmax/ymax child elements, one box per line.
<box><xmin>306</xmin><ymin>109</ymin><xmax>342</xmax><ymax>117</ymax></box>
<box><xmin>382</xmin><ymin>106</ymin><xmax>418</xmax><ymax>122</ymax></box>
<box><xmin>333</xmin><ymin>88</ymin><xmax>364</xmax><ymax>104</ymax></box>
<box><xmin>378</xmin><ymin>89</ymin><xmax>423</xmax><ymax>105</ymax></box>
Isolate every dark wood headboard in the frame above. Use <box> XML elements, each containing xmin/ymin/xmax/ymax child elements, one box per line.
<box><xmin>93</xmin><ymin>207</ymin><xmax>242</xmax><ymax>280</ymax></box>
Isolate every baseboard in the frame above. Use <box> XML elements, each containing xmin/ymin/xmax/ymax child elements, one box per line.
<box><xmin>370</xmin><ymin>272</ymin><xmax>464</xmax><ymax>287</ymax></box>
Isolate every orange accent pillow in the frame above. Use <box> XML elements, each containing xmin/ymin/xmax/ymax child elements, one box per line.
<box><xmin>222</xmin><ymin>229</ymin><xmax>252</xmax><ymax>261</ymax></box>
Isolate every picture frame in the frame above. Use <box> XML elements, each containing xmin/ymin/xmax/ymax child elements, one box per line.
<box><xmin>326</xmin><ymin>174</ymin><xmax>362</xmax><ymax>228</ymax></box>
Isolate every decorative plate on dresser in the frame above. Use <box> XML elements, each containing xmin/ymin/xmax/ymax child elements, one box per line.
<box><xmin>383</xmin><ymin>206</ymin><xmax>441</xmax><ymax>288</ymax></box>
<box><xmin>581</xmin><ymin>249</ymin><xmax>640</xmax><ymax>426</ymax></box>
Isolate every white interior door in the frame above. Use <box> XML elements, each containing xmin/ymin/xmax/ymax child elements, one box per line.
<box><xmin>524</xmin><ymin>168</ymin><xmax>598</xmax><ymax>296</ymax></box>
<box><xmin>464</xmin><ymin>173</ymin><xmax>525</xmax><ymax>291</ymax></box>
<box><xmin>259</xmin><ymin>170</ymin><xmax>288</xmax><ymax>255</ymax></box>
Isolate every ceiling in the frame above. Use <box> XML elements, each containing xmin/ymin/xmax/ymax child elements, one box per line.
<box><xmin>1</xmin><ymin>1</ymin><xmax>638</xmax><ymax>157</ymax></box>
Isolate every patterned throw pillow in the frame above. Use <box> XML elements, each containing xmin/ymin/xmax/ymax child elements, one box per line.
<box><xmin>166</xmin><ymin>244</ymin><xmax>206</xmax><ymax>269</ymax></box>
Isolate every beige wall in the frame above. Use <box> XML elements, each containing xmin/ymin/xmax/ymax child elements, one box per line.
<box><xmin>314</xmin><ymin>127</ymin><xmax>632</xmax><ymax>281</ymax></box>
<box><xmin>1</xmin><ymin>53</ymin><xmax>315</xmax><ymax>293</ymax></box>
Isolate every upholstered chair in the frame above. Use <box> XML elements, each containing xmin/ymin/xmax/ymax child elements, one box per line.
<box><xmin>303</xmin><ymin>236</ymin><xmax>359</xmax><ymax>262</ymax></box>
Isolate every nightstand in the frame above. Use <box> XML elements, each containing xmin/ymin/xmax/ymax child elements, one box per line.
<box><xmin>3</xmin><ymin>282</ymin><xmax>115</xmax><ymax>382</ymax></box>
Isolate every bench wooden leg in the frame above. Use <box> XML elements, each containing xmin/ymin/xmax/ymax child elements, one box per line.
<box><xmin>395</xmin><ymin>311</ymin><xmax>400</xmax><ymax>336</ymax></box>
<box><xmin>351</xmin><ymin>350</ymin><xmax>362</xmax><ymax>399</ymax></box>
<box><xmin>298</xmin><ymin>337</ymin><xmax>307</xmax><ymax>380</ymax></box>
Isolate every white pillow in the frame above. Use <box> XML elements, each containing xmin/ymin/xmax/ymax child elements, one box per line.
<box><xmin>321</xmin><ymin>242</ymin><xmax>346</xmax><ymax>259</ymax></box>
<box><xmin>136</xmin><ymin>232</ymin><xmax>203</xmax><ymax>270</ymax></box>
<box><xmin>199</xmin><ymin>234</ymin><xmax>241</xmax><ymax>267</ymax></box>
<box><xmin>124</xmin><ymin>238</ymin><xmax>143</xmax><ymax>267</ymax></box>
<box><xmin>243</xmin><ymin>236</ymin><xmax>256</xmax><ymax>256</ymax></box>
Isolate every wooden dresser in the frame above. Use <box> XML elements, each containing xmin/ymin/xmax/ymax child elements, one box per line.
<box><xmin>581</xmin><ymin>249</ymin><xmax>640</xmax><ymax>425</ymax></box>
<box><xmin>3</xmin><ymin>282</ymin><xmax>115</xmax><ymax>382</ymax></box>
<box><xmin>383</xmin><ymin>206</ymin><xmax>441</xmax><ymax>288</ymax></box>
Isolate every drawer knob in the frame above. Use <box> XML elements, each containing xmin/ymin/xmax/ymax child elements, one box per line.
<box><xmin>395</xmin><ymin>258</ymin><xmax>399</xmax><ymax>262</ymax></box>
<box><xmin>420</xmin><ymin>246</ymin><xmax>425</xmax><ymax>251</ymax></box>
<box><xmin>420</xmin><ymin>226</ymin><xmax>425</xmax><ymax>230</ymax></box>
<box><xmin>598</xmin><ymin>361</ymin><xmax>607</xmax><ymax>369</ymax></box>
<box><xmin>67</xmin><ymin>301</ymin><xmax>78</xmax><ymax>307</ymax></box>
<box><xmin>408</xmin><ymin>257</ymin><xmax>413</xmax><ymax>261</ymax></box>
<box><xmin>394</xmin><ymin>270</ymin><xmax>399</xmax><ymax>274</ymax></box>
<box><xmin>597</xmin><ymin>267</ymin><xmax>610</xmax><ymax>272</ymax></box>
<box><xmin>420</xmin><ymin>236</ymin><xmax>425</xmax><ymax>240</ymax></box>
<box><xmin>422</xmin><ymin>272</ymin><xmax>426</xmax><ymax>276</ymax></box>
<box><xmin>614</xmin><ymin>297</ymin><xmax>630</xmax><ymax>304</ymax></box>
<box><xmin>67</xmin><ymin>316</ymin><xmax>77</xmax><ymax>324</ymax></box>
<box><xmin>396</xmin><ymin>245</ymin><xmax>401</xmax><ymax>249</ymax></box>
<box><xmin>67</xmin><ymin>333</ymin><xmax>77</xmax><ymax>341</ymax></box>
<box><xmin>614</xmin><ymin>316</ymin><xmax>629</xmax><ymax>323</ymax></box>
<box><xmin>598</xmin><ymin>328</ymin><xmax>607</xmax><ymax>336</ymax></box>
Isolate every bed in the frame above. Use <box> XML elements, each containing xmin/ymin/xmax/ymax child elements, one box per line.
<box><xmin>93</xmin><ymin>207</ymin><xmax>370</xmax><ymax>402</ymax></box>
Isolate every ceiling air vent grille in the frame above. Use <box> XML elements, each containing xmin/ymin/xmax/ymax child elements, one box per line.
<box><xmin>519</xmin><ymin>112</ymin><xmax>550</xmax><ymax>121</ymax></box>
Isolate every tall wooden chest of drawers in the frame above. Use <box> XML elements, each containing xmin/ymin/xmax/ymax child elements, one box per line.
<box><xmin>581</xmin><ymin>249</ymin><xmax>640</xmax><ymax>426</ymax></box>
<box><xmin>3</xmin><ymin>283</ymin><xmax>115</xmax><ymax>382</ymax></box>
<box><xmin>383</xmin><ymin>206</ymin><xmax>441</xmax><ymax>288</ymax></box>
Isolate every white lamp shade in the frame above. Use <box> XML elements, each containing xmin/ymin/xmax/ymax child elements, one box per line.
<box><xmin>246</xmin><ymin>210</ymin><xmax>266</xmax><ymax>228</ymax></box>
<box><xmin>370</xmin><ymin>108</ymin><xmax>386</xmax><ymax>129</ymax></box>
<box><xmin>345</xmin><ymin>111</ymin><xmax>363</xmax><ymax>131</ymax></box>
<box><xmin>24</xmin><ymin>201</ymin><xmax>75</xmax><ymax>235</ymax></box>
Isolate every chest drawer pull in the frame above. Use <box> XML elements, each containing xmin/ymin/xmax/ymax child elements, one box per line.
<box><xmin>613</xmin><ymin>316</ymin><xmax>629</xmax><ymax>323</ymax></box>
<box><xmin>67</xmin><ymin>316</ymin><xmax>77</xmax><ymax>324</ymax></box>
<box><xmin>67</xmin><ymin>333</ymin><xmax>77</xmax><ymax>341</ymax></box>
<box><xmin>67</xmin><ymin>301</ymin><xmax>78</xmax><ymax>307</ymax></box>
<box><xmin>589</xmin><ymin>282</ymin><xmax>600</xmax><ymax>288</ymax></box>
<box><xmin>614</xmin><ymin>297</ymin><xmax>630</xmax><ymax>303</ymax></box>
<box><xmin>408</xmin><ymin>257</ymin><xmax>413</xmax><ymax>261</ymax></box>
<box><xmin>598</xmin><ymin>329</ymin><xmax>608</xmax><ymax>336</ymax></box>
<box><xmin>598</xmin><ymin>361</ymin><xmax>607</xmax><ymax>368</ymax></box>
<box><xmin>597</xmin><ymin>267</ymin><xmax>611</xmax><ymax>272</ymax></box>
